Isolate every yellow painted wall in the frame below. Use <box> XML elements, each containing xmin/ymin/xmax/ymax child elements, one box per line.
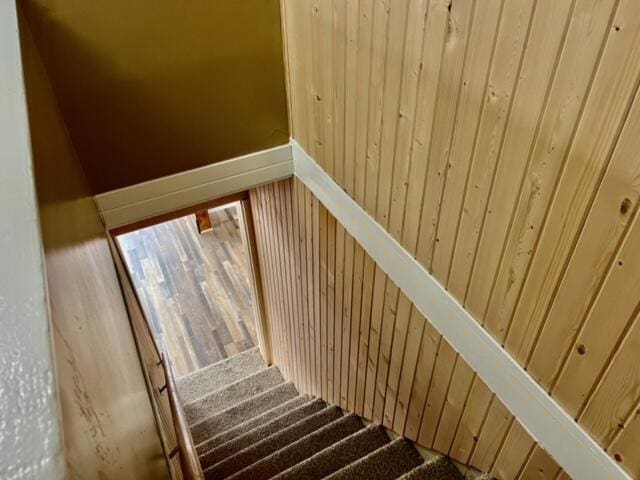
<box><xmin>21</xmin><ymin>0</ymin><xmax>289</xmax><ymax>194</ymax></box>
<box><xmin>19</xmin><ymin>10</ymin><xmax>169</xmax><ymax>479</ymax></box>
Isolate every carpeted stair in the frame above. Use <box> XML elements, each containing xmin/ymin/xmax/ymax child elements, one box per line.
<box><xmin>177</xmin><ymin>347</ymin><xmax>480</xmax><ymax>480</ymax></box>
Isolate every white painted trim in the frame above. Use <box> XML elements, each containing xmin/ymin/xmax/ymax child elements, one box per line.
<box><xmin>95</xmin><ymin>144</ymin><xmax>293</xmax><ymax>228</ymax></box>
<box><xmin>292</xmin><ymin>139</ymin><xmax>629</xmax><ymax>480</ymax></box>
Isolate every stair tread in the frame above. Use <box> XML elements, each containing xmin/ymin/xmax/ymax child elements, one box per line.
<box><xmin>399</xmin><ymin>455</ymin><xmax>466</xmax><ymax>480</ymax></box>
<box><xmin>196</xmin><ymin>394</ymin><xmax>311</xmax><ymax>455</ymax></box>
<box><xmin>199</xmin><ymin>398</ymin><xmax>327</xmax><ymax>470</ymax></box>
<box><xmin>225</xmin><ymin>413</ymin><xmax>366</xmax><ymax>480</ymax></box>
<box><xmin>204</xmin><ymin>405</ymin><xmax>345</xmax><ymax>480</ymax></box>
<box><xmin>177</xmin><ymin>347</ymin><xmax>266</xmax><ymax>404</ymax></box>
<box><xmin>185</xmin><ymin>366</ymin><xmax>284</xmax><ymax>425</ymax></box>
<box><xmin>324</xmin><ymin>438</ymin><xmax>424</xmax><ymax>480</ymax></box>
<box><xmin>191</xmin><ymin>381</ymin><xmax>298</xmax><ymax>445</ymax></box>
<box><xmin>270</xmin><ymin>424</ymin><xmax>390</xmax><ymax>480</ymax></box>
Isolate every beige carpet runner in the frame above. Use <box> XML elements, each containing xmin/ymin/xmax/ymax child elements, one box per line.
<box><xmin>177</xmin><ymin>348</ymin><xmax>487</xmax><ymax>480</ymax></box>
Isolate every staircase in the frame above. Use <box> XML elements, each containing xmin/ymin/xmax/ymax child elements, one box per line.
<box><xmin>177</xmin><ymin>348</ymin><xmax>483</xmax><ymax>480</ymax></box>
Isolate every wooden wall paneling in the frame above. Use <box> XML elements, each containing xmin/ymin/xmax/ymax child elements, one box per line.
<box><xmin>417</xmin><ymin>338</ymin><xmax>458</xmax><ymax>448</ymax></box>
<box><xmin>413</xmin><ymin>0</ymin><xmax>474</xmax><ymax>269</ymax></box>
<box><xmin>404</xmin><ymin>321</ymin><xmax>441</xmax><ymax>441</ymax></box>
<box><xmin>253</xmin><ymin>188</ymin><xmax>277</xmax><ymax>364</ymax></box>
<box><xmin>327</xmin><ymin>214</ymin><xmax>337</xmax><ymax>404</ymax></box>
<box><xmin>505</xmin><ymin>0</ymin><xmax>640</xmax><ymax>365</ymax></box>
<box><xmin>382</xmin><ymin>292</ymin><xmax>413</xmax><ymax>428</ymax></box>
<box><xmin>392</xmin><ymin>306</ymin><xmax>426</xmax><ymax>433</ymax></box>
<box><xmin>491</xmin><ymin>421</ymin><xmax>536</xmax><ymax>480</ymax></box>
<box><xmin>333</xmin><ymin>222</ymin><xmax>345</xmax><ymax>405</ymax></box>
<box><xmin>293</xmin><ymin>177</ymin><xmax>309</xmax><ymax>393</ymax></box>
<box><xmin>527</xmin><ymin>92</ymin><xmax>640</xmax><ymax>393</ymax></box>
<box><xmin>281</xmin><ymin>181</ymin><xmax>299</xmax><ymax>383</ymax></box>
<box><xmin>392</xmin><ymin>0</ymin><xmax>447</xmax><ymax>249</ymax></box>
<box><xmin>279</xmin><ymin>0</ymin><xmax>640</xmax><ymax>474</ymax></box>
<box><xmin>285</xmin><ymin>178</ymin><xmax>303</xmax><ymax>386</ymax></box>
<box><xmin>578</xmin><ymin>306</ymin><xmax>640</xmax><ymax>448</ymax></box>
<box><xmin>447</xmin><ymin>0</ymin><xmax>535</xmax><ymax>301</ymax></box>
<box><xmin>263</xmin><ymin>185</ymin><xmax>284</xmax><ymax>373</ymax></box>
<box><xmin>355</xmin><ymin>255</ymin><xmax>376</xmax><ymax>416</ymax></box>
<box><xmin>517</xmin><ymin>446</ymin><xmax>561</xmax><ymax>480</ymax></box>
<box><xmin>240</xmin><ymin>197</ymin><xmax>273</xmax><ymax>365</ymax></box>
<box><xmin>319</xmin><ymin>198</ymin><xmax>329</xmax><ymax>400</ymax></box>
<box><xmin>257</xmin><ymin>185</ymin><xmax>287</xmax><ymax>372</ymax></box>
<box><xmin>385</xmin><ymin>0</ymin><xmax>429</xmax><ymax>241</ymax></box>
<box><xmin>372</xmin><ymin>282</ymin><xmax>400</xmax><ymax>423</ymax></box>
<box><xmin>360</xmin><ymin>0</ymin><xmax>390</xmax><ymax>215</ymax></box>
<box><xmin>262</xmin><ymin>184</ymin><xmax>284</xmax><ymax>372</ymax></box>
<box><xmin>251</xmin><ymin>178</ymin><xmax>574</xmax><ymax>478</ymax></box>
<box><xmin>362</xmin><ymin>266</ymin><xmax>388</xmax><ymax>419</ymax></box>
<box><xmin>343</xmin><ymin>0</ymin><xmax>359</xmax><ymax>196</ymax></box>
<box><xmin>369</xmin><ymin>0</ymin><xmax>409</xmax><ymax>223</ymax></box>
<box><xmin>430</xmin><ymin>0</ymin><xmax>503</xmax><ymax>280</ymax></box>
<box><xmin>347</xmin><ymin>243</ymin><xmax>365</xmax><ymax>411</ymax></box>
<box><xmin>553</xmin><ymin>140</ymin><xmax>640</xmax><ymax>418</ymax></box>
<box><xmin>468</xmin><ymin>397</ymin><xmax>513</xmax><ymax>473</ymax></box>
<box><xmin>464</xmin><ymin>0</ymin><xmax>575</xmax><ymax>322</ymax></box>
<box><xmin>331</xmin><ymin>0</ymin><xmax>346</xmax><ymax>186</ymax></box>
<box><xmin>310</xmin><ymin>0</ymin><xmax>326</xmax><ymax>170</ymax></box>
<box><xmin>432</xmin><ymin>358</ymin><xmax>475</xmax><ymax>454</ymax></box>
<box><xmin>481</xmin><ymin>0</ymin><xmax>618</xmax><ymax>342</ymax></box>
<box><xmin>449</xmin><ymin>378</ymin><xmax>494</xmax><ymax>464</ymax></box>
<box><xmin>352</xmin><ymin>0</ymin><xmax>375</xmax><ymax>205</ymax></box>
<box><xmin>313</xmin><ymin>194</ymin><xmax>323</xmax><ymax>397</ymax></box>
<box><xmin>302</xmin><ymin>186</ymin><xmax>316</xmax><ymax>394</ymax></box>
<box><xmin>609</xmin><ymin>406</ymin><xmax>640</xmax><ymax>477</ymax></box>
<box><xmin>340</xmin><ymin>231</ymin><xmax>355</xmax><ymax>407</ymax></box>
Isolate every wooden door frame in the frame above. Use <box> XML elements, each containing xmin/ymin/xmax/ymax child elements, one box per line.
<box><xmin>109</xmin><ymin>190</ymin><xmax>273</xmax><ymax>366</ymax></box>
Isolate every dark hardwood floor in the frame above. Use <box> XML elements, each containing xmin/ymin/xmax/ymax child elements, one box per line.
<box><xmin>118</xmin><ymin>203</ymin><xmax>258</xmax><ymax>378</ymax></box>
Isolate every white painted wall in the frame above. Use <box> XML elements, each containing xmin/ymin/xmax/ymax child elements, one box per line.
<box><xmin>0</xmin><ymin>2</ymin><xmax>66</xmax><ymax>479</ymax></box>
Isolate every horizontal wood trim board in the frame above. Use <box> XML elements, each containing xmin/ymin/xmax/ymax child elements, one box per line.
<box><xmin>291</xmin><ymin>140</ymin><xmax>628</xmax><ymax>480</ymax></box>
<box><xmin>95</xmin><ymin>144</ymin><xmax>294</xmax><ymax>228</ymax></box>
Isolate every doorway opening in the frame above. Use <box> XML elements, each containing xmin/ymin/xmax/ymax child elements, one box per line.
<box><xmin>115</xmin><ymin>197</ymin><xmax>260</xmax><ymax>379</ymax></box>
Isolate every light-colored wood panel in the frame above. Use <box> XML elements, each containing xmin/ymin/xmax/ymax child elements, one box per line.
<box><xmin>251</xmin><ymin>178</ymin><xmax>562</xmax><ymax>478</ymax></box>
<box><xmin>469</xmin><ymin>397</ymin><xmax>513</xmax><ymax>473</ymax></box>
<box><xmin>609</xmin><ymin>406</ymin><xmax>640</xmax><ymax>477</ymax></box>
<box><xmin>578</xmin><ymin>307</ymin><xmax>640</xmax><ymax>446</ymax></box>
<box><xmin>447</xmin><ymin>0</ymin><xmax>535</xmax><ymax>301</ymax></box>
<box><xmin>483</xmin><ymin>0</ymin><xmax>617</xmax><ymax>342</ymax></box>
<box><xmin>465</xmin><ymin>0</ymin><xmax>575</xmax><ymax>322</ymax></box>
<box><xmin>418</xmin><ymin>339</ymin><xmax>457</xmax><ymax>448</ymax></box>
<box><xmin>527</xmin><ymin>91</ymin><xmax>640</xmax><ymax>391</ymax></box>
<box><xmin>430</xmin><ymin>0</ymin><xmax>503</xmax><ymax>281</ymax></box>
<box><xmin>397</xmin><ymin>0</ymin><xmax>450</xmax><ymax>250</ymax></box>
<box><xmin>518</xmin><ymin>446</ymin><xmax>561</xmax><ymax>480</ymax></box>
<box><xmin>492</xmin><ymin>421</ymin><xmax>536</xmax><ymax>480</ymax></box>
<box><xmin>506</xmin><ymin>0</ymin><xmax>640</xmax><ymax>366</ymax></box>
<box><xmin>384</xmin><ymin>0</ymin><xmax>429</xmax><ymax>239</ymax></box>
<box><xmin>281</xmin><ymin>0</ymin><xmax>640</xmax><ymax>475</ymax></box>
<box><xmin>414</xmin><ymin>0</ymin><xmax>475</xmax><ymax>269</ymax></box>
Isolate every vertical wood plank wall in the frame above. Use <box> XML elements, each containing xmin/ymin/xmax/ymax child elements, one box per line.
<box><xmin>251</xmin><ymin>178</ymin><xmax>563</xmax><ymax>479</ymax></box>
<box><xmin>276</xmin><ymin>0</ymin><xmax>640</xmax><ymax>477</ymax></box>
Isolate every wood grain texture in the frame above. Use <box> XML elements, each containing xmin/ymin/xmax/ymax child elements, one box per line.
<box><xmin>118</xmin><ymin>205</ymin><xmax>258</xmax><ymax>379</ymax></box>
<box><xmin>251</xmin><ymin>178</ymin><xmax>564</xmax><ymax>479</ymax></box>
<box><xmin>281</xmin><ymin>0</ymin><xmax>640</xmax><ymax>476</ymax></box>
